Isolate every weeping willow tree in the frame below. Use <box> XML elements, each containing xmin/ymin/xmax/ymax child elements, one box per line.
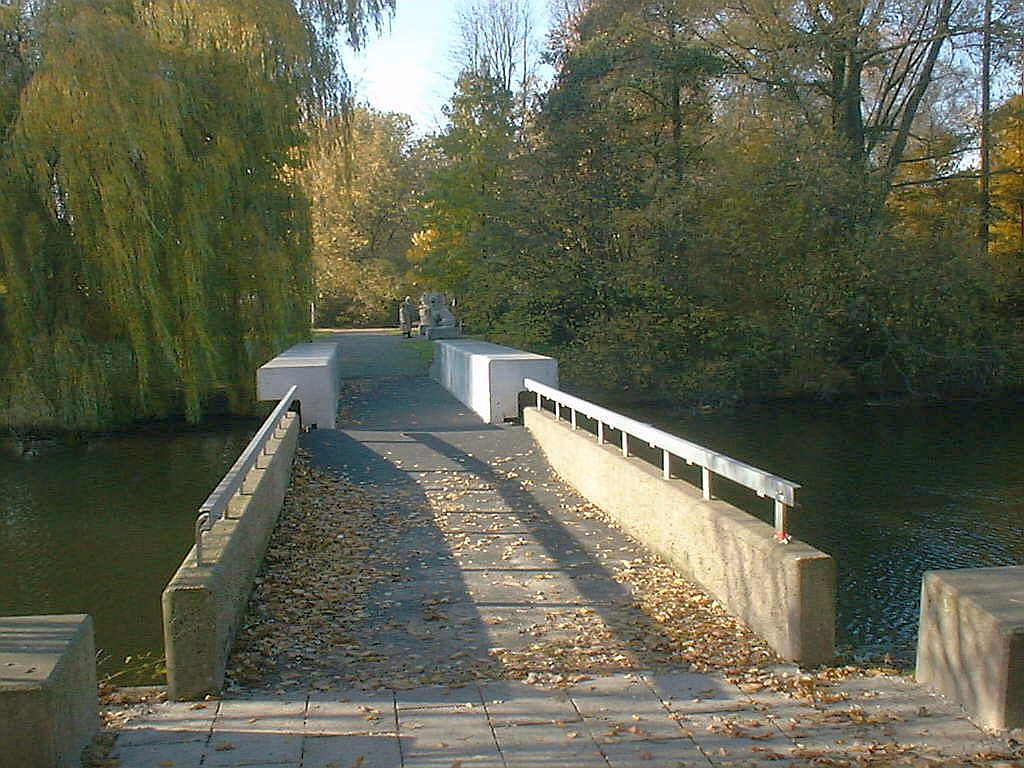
<box><xmin>0</xmin><ymin>0</ymin><xmax>392</xmax><ymax>430</ymax></box>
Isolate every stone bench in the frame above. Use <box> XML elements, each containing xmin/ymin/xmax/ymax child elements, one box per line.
<box><xmin>0</xmin><ymin>614</ymin><xmax>97</xmax><ymax>768</ymax></box>
<box><xmin>916</xmin><ymin>566</ymin><xmax>1024</xmax><ymax>731</ymax></box>
<box><xmin>257</xmin><ymin>342</ymin><xmax>341</xmax><ymax>430</ymax></box>
<box><xmin>431</xmin><ymin>340</ymin><xmax>558</xmax><ymax>424</ymax></box>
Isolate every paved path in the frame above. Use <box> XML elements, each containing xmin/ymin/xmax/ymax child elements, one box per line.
<box><xmin>108</xmin><ymin>332</ymin><xmax>1022</xmax><ymax>768</ymax></box>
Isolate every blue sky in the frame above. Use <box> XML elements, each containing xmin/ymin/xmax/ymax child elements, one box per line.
<box><xmin>341</xmin><ymin>0</ymin><xmax>552</xmax><ymax>134</ymax></box>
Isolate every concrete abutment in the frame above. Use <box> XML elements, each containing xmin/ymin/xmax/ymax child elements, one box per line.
<box><xmin>916</xmin><ymin>566</ymin><xmax>1024</xmax><ymax>731</ymax></box>
<box><xmin>0</xmin><ymin>614</ymin><xmax>97</xmax><ymax>768</ymax></box>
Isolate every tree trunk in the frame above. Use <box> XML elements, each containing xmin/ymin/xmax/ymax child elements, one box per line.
<box><xmin>979</xmin><ymin>0</ymin><xmax>992</xmax><ymax>251</ymax></box>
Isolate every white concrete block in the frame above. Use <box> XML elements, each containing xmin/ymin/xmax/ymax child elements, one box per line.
<box><xmin>431</xmin><ymin>340</ymin><xmax>558</xmax><ymax>424</ymax></box>
<box><xmin>257</xmin><ymin>342</ymin><xmax>341</xmax><ymax>430</ymax></box>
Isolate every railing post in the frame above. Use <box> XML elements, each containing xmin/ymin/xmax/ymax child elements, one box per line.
<box><xmin>701</xmin><ymin>467</ymin><xmax>712</xmax><ymax>501</ymax></box>
<box><xmin>622</xmin><ymin>432</ymin><xmax>629</xmax><ymax>458</ymax></box>
<box><xmin>662</xmin><ymin>450</ymin><xmax>671</xmax><ymax>480</ymax></box>
<box><xmin>571</xmin><ymin>408</ymin><xmax>577</xmax><ymax>431</ymax></box>
<box><xmin>774</xmin><ymin>499</ymin><xmax>790</xmax><ymax>542</ymax></box>
<box><xmin>597</xmin><ymin>421</ymin><xmax>604</xmax><ymax>445</ymax></box>
<box><xmin>194</xmin><ymin>513</ymin><xmax>210</xmax><ymax>566</ymax></box>
<box><xmin>536</xmin><ymin>391</ymin><xmax>542</xmax><ymax>410</ymax></box>
<box><xmin>555</xmin><ymin>401</ymin><xmax>561</xmax><ymax>422</ymax></box>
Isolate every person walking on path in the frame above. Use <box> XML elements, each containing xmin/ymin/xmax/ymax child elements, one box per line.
<box><xmin>398</xmin><ymin>295</ymin><xmax>415</xmax><ymax>337</ymax></box>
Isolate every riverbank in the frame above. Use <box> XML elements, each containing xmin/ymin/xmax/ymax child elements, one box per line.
<box><xmin>0</xmin><ymin>412</ymin><xmax>264</xmax><ymax>451</ymax></box>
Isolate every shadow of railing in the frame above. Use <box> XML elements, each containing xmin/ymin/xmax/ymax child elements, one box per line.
<box><xmin>403</xmin><ymin>430</ymin><xmax>718</xmax><ymax>674</ymax></box>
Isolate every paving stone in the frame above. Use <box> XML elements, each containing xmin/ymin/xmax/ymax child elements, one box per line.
<box><xmin>570</xmin><ymin>673</ymin><xmax>686</xmax><ymax>741</ymax></box>
<box><xmin>401</xmin><ymin>754</ymin><xmax>504</xmax><ymax>768</ymax></box>
<box><xmin>302</xmin><ymin>733</ymin><xmax>402</xmax><ymax>768</ymax></box>
<box><xmin>808</xmin><ymin>676</ymin><xmax>1007</xmax><ymax>757</ymax></box>
<box><xmin>115</xmin><ymin>700</ymin><xmax>221</xmax><ymax>742</ymax></box>
<box><xmin>494</xmin><ymin>722</ymin><xmax>607</xmax><ymax>767</ymax></box>
<box><xmin>110</xmin><ymin>738</ymin><xmax>207</xmax><ymax>768</ymax></box>
<box><xmin>569</xmin><ymin>672</ymin><xmax>659</xmax><ymax>700</ymax></box>
<box><xmin>757</xmin><ymin>703</ymin><xmax>866</xmax><ymax>754</ymax></box>
<box><xmin>115</xmin><ymin>725</ymin><xmax>209</xmax><ymax>749</ymax></box>
<box><xmin>645</xmin><ymin>673</ymin><xmax>755</xmax><ymax>716</ymax></box>
<box><xmin>215</xmin><ymin>697</ymin><xmax>308</xmax><ymax>732</ymax></box>
<box><xmin>396</xmin><ymin>684</ymin><xmax>482</xmax><ymax>710</ymax></box>
<box><xmin>435</xmin><ymin>513</ymin><xmax>524</xmax><ymax>531</ymax></box>
<box><xmin>306</xmin><ymin>692</ymin><xmax>396</xmax><ymax>736</ymax></box>
<box><xmin>478</xmin><ymin>680</ymin><xmax>581</xmax><ymax>726</ymax></box>
<box><xmin>863</xmin><ymin>713</ymin><xmax>1008</xmax><ymax>757</ymax></box>
<box><xmin>204</xmin><ymin>731</ymin><xmax>303</xmax><ymax>766</ymax></box>
<box><xmin>598</xmin><ymin>736</ymin><xmax>707</xmax><ymax>768</ymax></box>
<box><xmin>682</xmin><ymin>710</ymin><xmax>797</xmax><ymax>765</ymax></box>
<box><xmin>398</xmin><ymin>704</ymin><xmax>498</xmax><ymax>759</ymax></box>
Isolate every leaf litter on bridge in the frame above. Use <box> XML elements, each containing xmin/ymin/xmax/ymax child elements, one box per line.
<box><xmin>227</xmin><ymin>451</ymin><xmax>777</xmax><ymax>691</ymax></box>
<box><xmin>217</xmin><ymin>451</ymin><xmax>1023</xmax><ymax>767</ymax></box>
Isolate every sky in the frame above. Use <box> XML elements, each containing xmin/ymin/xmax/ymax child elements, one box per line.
<box><xmin>340</xmin><ymin>0</ymin><xmax>553</xmax><ymax>135</ymax></box>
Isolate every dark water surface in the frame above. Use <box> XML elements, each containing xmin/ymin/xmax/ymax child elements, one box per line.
<box><xmin>622</xmin><ymin>399</ymin><xmax>1024</xmax><ymax>661</ymax></box>
<box><xmin>0</xmin><ymin>423</ymin><xmax>254</xmax><ymax>683</ymax></box>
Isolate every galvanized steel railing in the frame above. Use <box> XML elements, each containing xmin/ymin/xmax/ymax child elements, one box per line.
<box><xmin>194</xmin><ymin>385</ymin><xmax>298</xmax><ymax>564</ymax></box>
<box><xmin>523</xmin><ymin>378</ymin><xmax>800</xmax><ymax>541</ymax></box>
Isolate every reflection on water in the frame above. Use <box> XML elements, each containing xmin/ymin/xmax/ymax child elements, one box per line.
<box><xmin>0</xmin><ymin>422</ymin><xmax>254</xmax><ymax>683</ymax></box>
<box><xmin>625</xmin><ymin>399</ymin><xmax>1024</xmax><ymax>661</ymax></box>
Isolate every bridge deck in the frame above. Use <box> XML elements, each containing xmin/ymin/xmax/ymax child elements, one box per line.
<box><xmin>106</xmin><ymin>331</ymin><xmax>1021</xmax><ymax>767</ymax></box>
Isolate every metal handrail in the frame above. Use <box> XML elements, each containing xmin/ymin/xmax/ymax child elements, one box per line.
<box><xmin>194</xmin><ymin>385</ymin><xmax>298</xmax><ymax>564</ymax></box>
<box><xmin>523</xmin><ymin>378</ymin><xmax>800</xmax><ymax>540</ymax></box>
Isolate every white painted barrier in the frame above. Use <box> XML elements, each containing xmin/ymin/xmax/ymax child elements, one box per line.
<box><xmin>431</xmin><ymin>340</ymin><xmax>558</xmax><ymax>424</ymax></box>
<box><xmin>256</xmin><ymin>342</ymin><xmax>341</xmax><ymax>429</ymax></box>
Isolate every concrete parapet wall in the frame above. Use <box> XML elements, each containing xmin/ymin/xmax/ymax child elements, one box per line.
<box><xmin>257</xmin><ymin>342</ymin><xmax>341</xmax><ymax>430</ymax></box>
<box><xmin>162</xmin><ymin>413</ymin><xmax>299</xmax><ymax>700</ymax></box>
<box><xmin>432</xmin><ymin>340</ymin><xmax>558</xmax><ymax>424</ymax></box>
<box><xmin>0</xmin><ymin>614</ymin><xmax>97</xmax><ymax>768</ymax></box>
<box><xmin>524</xmin><ymin>408</ymin><xmax>835</xmax><ymax>666</ymax></box>
<box><xmin>916</xmin><ymin>566</ymin><xmax>1024</xmax><ymax>731</ymax></box>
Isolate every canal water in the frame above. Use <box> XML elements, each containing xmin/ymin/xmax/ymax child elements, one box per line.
<box><xmin>0</xmin><ymin>422</ymin><xmax>255</xmax><ymax>684</ymax></box>
<box><xmin>623</xmin><ymin>398</ymin><xmax>1024</xmax><ymax>663</ymax></box>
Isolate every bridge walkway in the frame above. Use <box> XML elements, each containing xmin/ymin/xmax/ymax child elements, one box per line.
<box><xmin>106</xmin><ymin>331</ymin><xmax>1020</xmax><ymax>767</ymax></box>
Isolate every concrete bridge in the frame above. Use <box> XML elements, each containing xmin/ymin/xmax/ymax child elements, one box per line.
<box><xmin>107</xmin><ymin>331</ymin><xmax>1019</xmax><ymax>767</ymax></box>
<box><xmin>4</xmin><ymin>330</ymin><xmax>1022</xmax><ymax>767</ymax></box>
